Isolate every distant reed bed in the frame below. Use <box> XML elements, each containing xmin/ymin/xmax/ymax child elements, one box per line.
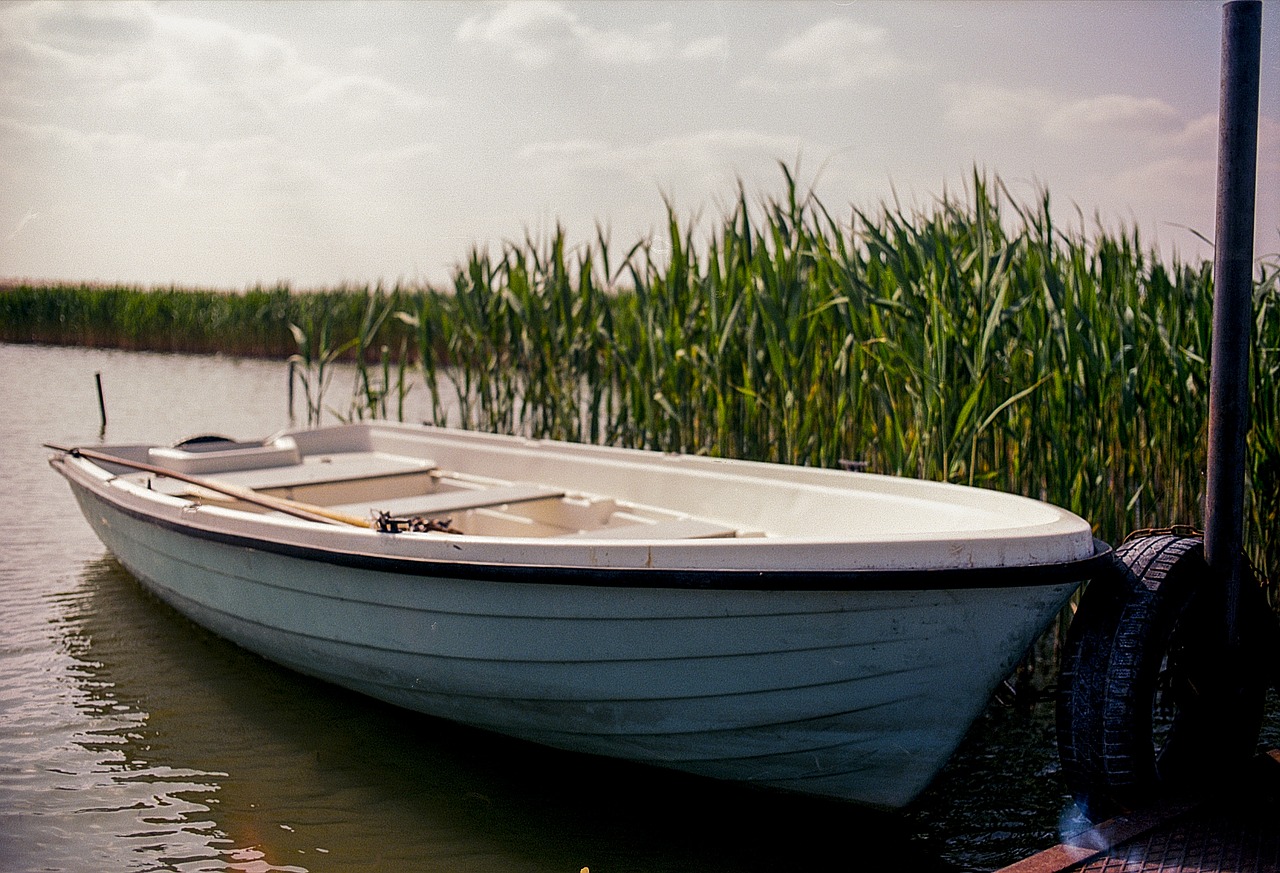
<box><xmin>0</xmin><ymin>281</ymin><xmax>415</xmax><ymax>358</ymax></box>
<box><xmin>2</xmin><ymin>171</ymin><xmax>1276</xmax><ymax>586</ymax></box>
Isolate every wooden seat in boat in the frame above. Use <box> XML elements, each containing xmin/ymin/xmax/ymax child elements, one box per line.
<box><xmin>331</xmin><ymin>483</ymin><xmax>566</xmax><ymax>518</ymax></box>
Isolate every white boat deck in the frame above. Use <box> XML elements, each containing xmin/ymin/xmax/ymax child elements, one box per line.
<box><xmin>136</xmin><ymin>438</ymin><xmax>746</xmax><ymax>540</ymax></box>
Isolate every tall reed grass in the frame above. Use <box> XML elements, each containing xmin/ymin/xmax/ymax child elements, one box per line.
<box><xmin>395</xmin><ymin>169</ymin><xmax>1277</xmax><ymax>591</ymax></box>
<box><xmin>2</xmin><ymin>171</ymin><xmax>1275</xmax><ymax>590</ymax></box>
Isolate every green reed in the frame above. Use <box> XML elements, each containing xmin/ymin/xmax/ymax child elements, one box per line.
<box><xmin>0</xmin><ymin>281</ymin><xmax>415</xmax><ymax>358</ymax></box>
<box><xmin>395</xmin><ymin>168</ymin><xmax>1276</xmax><ymax>589</ymax></box>
<box><xmin>2</xmin><ymin>170</ymin><xmax>1275</xmax><ymax>588</ymax></box>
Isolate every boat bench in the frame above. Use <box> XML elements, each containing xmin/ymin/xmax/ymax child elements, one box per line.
<box><xmin>557</xmin><ymin>518</ymin><xmax>737</xmax><ymax>540</ymax></box>
<box><xmin>331</xmin><ymin>483</ymin><xmax>566</xmax><ymax>518</ymax></box>
<box><xmin>201</xmin><ymin>454</ymin><xmax>439</xmax><ymax>492</ymax></box>
<box><xmin>330</xmin><ymin>486</ymin><xmax>736</xmax><ymax>540</ymax></box>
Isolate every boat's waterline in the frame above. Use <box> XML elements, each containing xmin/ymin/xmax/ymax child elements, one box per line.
<box><xmin>50</xmin><ymin>420</ymin><xmax>1108</xmax><ymax>808</ymax></box>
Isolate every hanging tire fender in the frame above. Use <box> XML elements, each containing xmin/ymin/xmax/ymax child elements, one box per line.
<box><xmin>1056</xmin><ymin>531</ymin><xmax>1273</xmax><ymax>821</ymax></box>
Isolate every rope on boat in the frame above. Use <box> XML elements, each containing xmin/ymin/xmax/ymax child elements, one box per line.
<box><xmin>372</xmin><ymin>511</ymin><xmax>461</xmax><ymax>534</ymax></box>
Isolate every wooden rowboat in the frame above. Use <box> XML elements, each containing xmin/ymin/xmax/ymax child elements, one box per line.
<box><xmin>49</xmin><ymin>420</ymin><xmax>1108</xmax><ymax>808</ymax></box>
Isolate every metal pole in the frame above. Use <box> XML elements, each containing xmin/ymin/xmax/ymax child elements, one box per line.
<box><xmin>1205</xmin><ymin>0</ymin><xmax>1261</xmax><ymax>648</ymax></box>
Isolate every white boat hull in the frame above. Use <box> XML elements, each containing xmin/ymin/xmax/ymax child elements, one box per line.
<box><xmin>52</xmin><ymin>422</ymin><xmax>1103</xmax><ymax>807</ymax></box>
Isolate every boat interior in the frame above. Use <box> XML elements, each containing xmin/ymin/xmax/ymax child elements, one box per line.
<box><xmin>120</xmin><ymin>432</ymin><xmax>752</xmax><ymax>540</ymax></box>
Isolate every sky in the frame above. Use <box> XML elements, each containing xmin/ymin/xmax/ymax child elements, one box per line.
<box><xmin>1</xmin><ymin>0</ymin><xmax>1277</xmax><ymax>290</ymax></box>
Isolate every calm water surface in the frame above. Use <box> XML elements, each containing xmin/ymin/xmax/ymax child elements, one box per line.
<box><xmin>6</xmin><ymin>341</ymin><xmax>1246</xmax><ymax>872</ymax></box>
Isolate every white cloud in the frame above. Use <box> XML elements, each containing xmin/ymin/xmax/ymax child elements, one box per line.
<box><xmin>945</xmin><ymin>83</ymin><xmax>1190</xmax><ymax>146</ymax></box>
<box><xmin>1163</xmin><ymin>112</ymin><xmax>1217</xmax><ymax>151</ymax></box>
<box><xmin>198</xmin><ymin>136</ymin><xmax>332</xmax><ymax>194</ymax></box>
<box><xmin>353</xmin><ymin>142</ymin><xmax>444</xmax><ymax>169</ymax></box>
<box><xmin>2</xmin><ymin>0</ymin><xmax>156</xmax><ymax>58</ymax></box>
<box><xmin>942</xmin><ymin>83</ymin><xmax>1052</xmax><ymax>133</ymax></box>
<box><xmin>521</xmin><ymin>129</ymin><xmax>804</xmax><ymax>166</ymax></box>
<box><xmin>456</xmin><ymin>0</ymin><xmax>672</xmax><ymax>67</ymax></box>
<box><xmin>0</xmin><ymin>114</ymin><xmax>188</xmax><ymax>168</ymax></box>
<box><xmin>456</xmin><ymin>0</ymin><xmax>578</xmax><ymax>68</ymax></box>
<box><xmin>937</xmin><ymin>81</ymin><xmax>1276</xmax><ymax>259</ymax></box>
<box><xmin>516</xmin><ymin>128</ymin><xmax>810</xmax><ymax>196</ymax></box>
<box><xmin>2</xmin><ymin>2</ymin><xmax>1273</xmax><ymax>290</ymax></box>
<box><xmin>299</xmin><ymin>73</ymin><xmax>429</xmax><ymax>122</ymax></box>
<box><xmin>682</xmin><ymin>35</ymin><xmax>727</xmax><ymax>61</ymax></box>
<box><xmin>0</xmin><ymin>0</ymin><xmax>160</xmax><ymax>101</ymax></box>
<box><xmin>643</xmin><ymin>129</ymin><xmax>809</xmax><ymax>167</ymax></box>
<box><xmin>1044</xmin><ymin>94</ymin><xmax>1182</xmax><ymax>140</ymax></box>
<box><xmin>1</xmin><ymin>1</ymin><xmax>428</xmax><ymax>136</ymax></box>
<box><xmin>583</xmin><ymin>22</ymin><xmax>672</xmax><ymax>65</ymax></box>
<box><xmin>517</xmin><ymin>139</ymin><xmax>608</xmax><ymax>161</ymax></box>
<box><xmin>741</xmin><ymin>17</ymin><xmax>899</xmax><ymax>91</ymax></box>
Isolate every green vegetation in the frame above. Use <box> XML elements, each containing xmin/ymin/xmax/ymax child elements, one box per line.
<box><xmin>3</xmin><ymin>170</ymin><xmax>1277</xmax><ymax>590</ymax></box>
<box><xmin>0</xmin><ymin>281</ymin><xmax>416</xmax><ymax>358</ymax></box>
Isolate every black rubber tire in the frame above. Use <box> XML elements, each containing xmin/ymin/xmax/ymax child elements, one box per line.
<box><xmin>1056</xmin><ymin>533</ymin><xmax>1270</xmax><ymax>821</ymax></box>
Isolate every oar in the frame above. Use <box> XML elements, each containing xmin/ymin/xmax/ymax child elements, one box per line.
<box><xmin>45</xmin><ymin>443</ymin><xmax>373</xmax><ymax>529</ymax></box>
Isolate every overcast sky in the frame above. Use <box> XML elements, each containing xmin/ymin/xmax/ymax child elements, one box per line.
<box><xmin>1</xmin><ymin>0</ymin><xmax>1277</xmax><ymax>290</ymax></box>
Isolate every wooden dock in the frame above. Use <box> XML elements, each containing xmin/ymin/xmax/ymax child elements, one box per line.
<box><xmin>999</xmin><ymin>751</ymin><xmax>1280</xmax><ymax>873</ymax></box>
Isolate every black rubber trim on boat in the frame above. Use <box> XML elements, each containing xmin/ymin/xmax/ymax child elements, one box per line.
<box><xmin>86</xmin><ymin>484</ymin><xmax>1113</xmax><ymax>591</ymax></box>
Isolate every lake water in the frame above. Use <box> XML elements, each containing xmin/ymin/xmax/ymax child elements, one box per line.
<box><xmin>0</xmin><ymin>341</ymin><xmax>1205</xmax><ymax>872</ymax></box>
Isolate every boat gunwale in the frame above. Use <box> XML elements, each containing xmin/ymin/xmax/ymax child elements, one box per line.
<box><xmin>59</xmin><ymin>459</ymin><xmax>1113</xmax><ymax>591</ymax></box>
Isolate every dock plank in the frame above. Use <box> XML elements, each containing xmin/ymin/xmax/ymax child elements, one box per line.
<box><xmin>998</xmin><ymin>750</ymin><xmax>1280</xmax><ymax>873</ymax></box>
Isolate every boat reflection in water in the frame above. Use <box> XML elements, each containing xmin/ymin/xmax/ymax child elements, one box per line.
<box><xmin>60</xmin><ymin>556</ymin><xmax>954</xmax><ymax>872</ymax></box>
